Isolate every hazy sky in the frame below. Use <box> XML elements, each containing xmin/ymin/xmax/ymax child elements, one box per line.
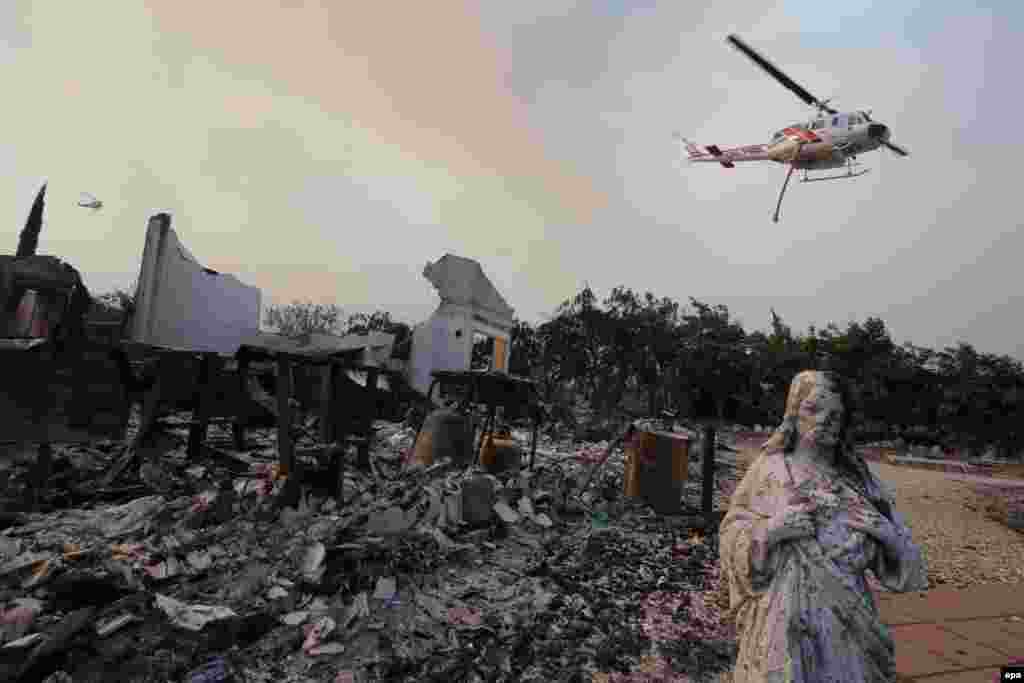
<box><xmin>3</xmin><ymin>2</ymin><xmax>1022</xmax><ymax>358</ymax></box>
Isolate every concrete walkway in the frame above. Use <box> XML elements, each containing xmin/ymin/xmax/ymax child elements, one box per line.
<box><xmin>867</xmin><ymin>461</ymin><xmax>1024</xmax><ymax>489</ymax></box>
<box><xmin>940</xmin><ymin>472</ymin><xmax>1024</xmax><ymax>488</ymax></box>
<box><xmin>877</xmin><ymin>584</ymin><xmax>1024</xmax><ymax>681</ymax></box>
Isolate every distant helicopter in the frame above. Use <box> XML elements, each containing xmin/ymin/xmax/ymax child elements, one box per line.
<box><xmin>677</xmin><ymin>34</ymin><xmax>909</xmax><ymax>223</ymax></box>
<box><xmin>77</xmin><ymin>192</ymin><xmax>103</xmax><ymax>211</ymax></box>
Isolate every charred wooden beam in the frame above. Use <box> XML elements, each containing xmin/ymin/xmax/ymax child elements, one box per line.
<box><xmin>318</xmin><ymin>364</ymin><xmax>333</xmax><ymax>443</ymax></box>
<box><xmin>187</xmin><ymin>354</ymin><xmax>221</xmax><ymax>460</ymax></box>
<box><xmin>233</xmin><ymin>348</ymin><xmax>250</xmax><ymax>450</ymax></box>
<box><xmin>16</xmin><ymin>183</ymin><xmax>46</xmax><ymax>258</ymax></box>
<box><xmin>701</xmin><ymin>424</ymin><xmax>716</xmax><ymax>519</ymax></box>
<box><xmin>357</xmin><ymin>367</ymin><xmax>380</xmax><ymax>470</ymax></box>
<box><xmin>276</xmin><ymin>357</ymin><xmax>294</xmax><ymax>475</ymax></box>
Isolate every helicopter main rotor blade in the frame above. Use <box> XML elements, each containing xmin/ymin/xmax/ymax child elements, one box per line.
<box><xmin>883</xmin><ymin>140</ymin><xmax>909</xmax><ymax>157</ymax></box>
<box><xmin>726</xmin><ymin>34</ymin><xmax>837</xmax><ymax>115</ymax></box>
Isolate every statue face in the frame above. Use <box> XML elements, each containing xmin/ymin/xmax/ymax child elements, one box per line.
<box><xmin>797</xmin><ymin>378</ymin><xmax>844</xmax><ymax>449</ymax></box>
<box><xmin>761</xmin><ymin>370</ymin><xmax>848</xmax><ymax>456</ymax></box>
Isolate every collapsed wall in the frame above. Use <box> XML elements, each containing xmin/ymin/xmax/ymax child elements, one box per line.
<box><xmin>130</xmin><ymin>214</ymin><xmax>261</xmax><ymax>354</ymax></box>
<box><xmin>407</xmin><ymin>254</ymin><xmax>514</xmax><ymax>397</ymax></box>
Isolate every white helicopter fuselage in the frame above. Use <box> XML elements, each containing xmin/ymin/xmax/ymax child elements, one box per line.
<box><xmin>770</xmin><ymin>111</ymin><xmax>891</xmax><ymax>170</ymax></box>
<box><xmin>681</xmin><ymin>111</ymin><xmax>893</xmax><ymax>170</ymax></box>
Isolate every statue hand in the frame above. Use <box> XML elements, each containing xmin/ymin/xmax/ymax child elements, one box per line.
<box><xmin>845</xmin><ymin>505</ymin><xmax>897</xmax><ymax>546</ymax></box>
<box><xmin>767</xmin><ymin>502</ymin><xmax>817</xmax><ymax>546</ymax></box>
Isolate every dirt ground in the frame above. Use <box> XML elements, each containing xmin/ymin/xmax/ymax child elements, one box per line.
<box><xmin>870</xmin><ymin>462</ymin><xmax>1024</xmax><ymax>588</ymax></box>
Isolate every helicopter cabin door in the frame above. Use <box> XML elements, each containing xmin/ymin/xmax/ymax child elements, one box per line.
<box><xmin>809</xmin><ymin>116</ymin><xmax>828</xmax><ymax>141</ymax></box>
<box><xmin>828</xmin><ymin>114</ymin><xmax>848</xmax><ymax>142</ymax></box>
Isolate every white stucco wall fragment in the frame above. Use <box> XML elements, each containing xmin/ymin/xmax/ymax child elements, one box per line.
<box><xmin>130</xmin><ymin>213</ymin><xmax>261</xmax><ymax>354</ymax></box>
<box><xmin>407</xmin><ymin>254</ymin><xmax>515</xmax><ymax>398</ymax></box>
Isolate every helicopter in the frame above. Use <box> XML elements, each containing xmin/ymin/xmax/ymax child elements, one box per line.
<box><xmin>677</xmin><ymin>34</ymin><xmax>909</xmax><ymax>223</ymax></box>
<box><xmin>77</xmin><ymin>192</ymin><xmax>103</xmax><ymax>211</ymax></box>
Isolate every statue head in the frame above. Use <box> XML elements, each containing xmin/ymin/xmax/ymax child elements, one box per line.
<box><xmin>765</xmin><ymin>370</ymin><xmax>850</xmax><ymax>455</ymax></box>
<box><xmin>763</xmin><ymin>370</ymin><xmax>891</xmax><ymax>518</ymax></box>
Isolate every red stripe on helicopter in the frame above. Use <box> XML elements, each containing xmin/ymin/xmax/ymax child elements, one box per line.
<box><xmin>782</xmin><ymin>127</ymin><xmax>820</xmax><ymax>143</ymax></box>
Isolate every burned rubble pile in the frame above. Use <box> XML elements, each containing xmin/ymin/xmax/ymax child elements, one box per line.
<box><xmin>0</xmin><ymin>412</ymin><xmax>745</xmax><ymax>683</ymax></box>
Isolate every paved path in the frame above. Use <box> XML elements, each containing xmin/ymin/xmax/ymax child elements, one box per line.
<box><xmin>868</xmin><ymin>462</ymin><xmax>1024</xmax><ymax>488</ymax></box>
<box><xmin>866</xmin><ymin>462</ymin><xmax>1024</xmax><ymax>679</ymax></box>
<box><xmin>878</xmin><ymin>584</ymin><xmax>1024</xmax><ymax>681</ymax></box>
<box><xmin>940</xmin><ymin>472</ymin><xmax>1024</xmax><ymax>488</ymax></box>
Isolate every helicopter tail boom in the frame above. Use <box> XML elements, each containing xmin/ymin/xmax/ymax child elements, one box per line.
<box><xmin>674</xmin><ymin>133</ymin><xmax>704</xmax><ymax>159</ymax></box>
<box><xmin>675</xmin><ymin>133</ymin><xmax>772</xmax><ymax>167</ymax></box>
<box><xmin>675</xmin><ymin>133</ymin><xmax>732</xmax><ymax>167</ymax></box>
<box><xmin>704</xmin><ymin>145</ymin><xmax>735</xmax><ymax>168</ymax></box>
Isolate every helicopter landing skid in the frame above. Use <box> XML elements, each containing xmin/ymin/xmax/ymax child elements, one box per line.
<box><xmin>800</xmin><ymin>168</ymin><xmax>870</xmax><ymax>183</ymax></box>
<box><xmin>798</xmin><ymin>156</ymin><xmax>864</xmax><ymax>183</ymax></box>
<box><xmin>773</xmin><ymin>156</ymin><xmax>868</xmax><ymax>222</ymax></box>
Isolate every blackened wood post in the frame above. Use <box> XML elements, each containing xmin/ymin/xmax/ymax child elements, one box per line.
<box><xmin>133</xmin><ymin>357</ymin><xmax>164</xmax><ymax>449</ymax></box>
<box><xmin>366</xmin><ymin>367</ymin><xmax>380</xmax><ymax>422</ymax></box>
<box><xmin>333</xmin><ymin>442</ymin><xmax>346</xmax><ymax>506</ymax></box>
<box><xmin>276</xmin><ymin>356</ymin><xmax>294</xmax><ymax>476</ymax></box>
<box><xmin>530</xmin><ymin>415</ymin><xmax>539</xmax><ymax>470</ymax></box>
<box><xmin>475</xmin><ymin>405</ymin><xmax>497</xmax><ymax>469</ymax></box>
<box><xmin>356</xmin><ymin>366</ymin><xmax>380</xmax><ymax>470</ymax></box>
<box><xmin>330</xmin><ymin>362</ymin><xmax>342</xmax><ymax>438</ymax></box>
<box><xmin>701</xmin><ymin>423</ymin><xmax>716</xmax><ymax>518</ymax></box>
<box><xmin>187</xmin><ymin>354</ymin><xmax>214</xmax><ymax>460</ymax></box>
<box><xmin>101</xmin><ymin>355</ymin><xmax>163</xmax><ymax>490</ymax></box>
<box><xmin>32</xmin><ymin>443</ymin><xmax>53</xmax><ymax>509</ymax></box>
<box><xmin>16</xmin><ymin>183</ymin><xmax>46</xmax><ymax>258</ymax></box>
<box><xmin>319</xmin><ymin>362</ymin><xmax>333</xmax><ymax>443</ymax></box>
<box><xmin>233</xmin><ymin>349</ymin><xmax>250</xmax><ymax>451</ymax></box>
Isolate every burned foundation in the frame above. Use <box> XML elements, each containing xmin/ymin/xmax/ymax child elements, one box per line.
<box><xmin>0</xmin><ymin>200</ymin><xmax>746</xmax><ymax>682</ymax></box>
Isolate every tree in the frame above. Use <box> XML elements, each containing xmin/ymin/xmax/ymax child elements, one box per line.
<box><xmin>508</xmin><ymin>319</ymin><xmax>541</xmax><ymax>377</ymax></box>
<box><xmin>264</xmin><ymin>300</ymin><xmax>344</xmax><ymax>337</ymax></box>
<box><xmin>935</xmin><ymin>342</ymin><xmax>983</xmax><ymax>452</ymax></box>
<box><xmin>396</xmin><ymin>281</ymin><xmax>1024</xmax><ymax>460</ymax></box>
<box><xmin>974</xmin><ymin>352</ymin><xmax>1024</xmax><ymax>457</ymax></box>
<box><xmin>760</xmin><ymin>307</ymin><xmax>807</xmax><ymax>412</ymax></box>
<box><xmin>90</xmin><ymin>283</ymin><xmax>135</xmax><ymax>318</ymax></box>
<box><xmin>538</xmin><ymin>285</ymin><xmax>612</xmax><ymax>405</ymax></box>
<box><xmin>679</xmin><ymin>298</ymin><xmax>748</xmax><ymax>422</ymax></box>
<box><xmin>344</xmin><ymin>310</ymin><xmax>411</xmax><ymax>345</ymax></box>
<box><xmin>87</xmin><ymin>283</ymin><xmax>137</xmax><ymax>341</ymax></box>
<box><xmin>600</xmin><ymin>287</ymin><xmax>643</xmax><ymax>416</ymax></box>
<box><xmin>553</xmin><ymin>285</ymin><xmax>610</xmax><ymax>401</ymax></box>
<box><xmin>635</xmin><ymin>292</ymin><xmax>681</xmax><ymax>416</ymax></box>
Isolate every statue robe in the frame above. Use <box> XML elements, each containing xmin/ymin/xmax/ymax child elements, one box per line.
<box><xmin>720</xmin><ymin>448</ymin><xmax>927</xmax><ymax>683</ymax></box>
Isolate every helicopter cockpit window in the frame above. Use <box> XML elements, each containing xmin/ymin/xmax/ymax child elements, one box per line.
<box><xmin>832</xmin><ymin>116</ymin><xmax>840</xmax><ymax>127</ymax></box>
